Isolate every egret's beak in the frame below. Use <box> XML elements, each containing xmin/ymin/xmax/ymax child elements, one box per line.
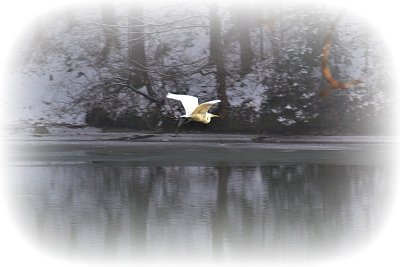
<box><xmin>211</xmin><ymin>114</ymin><xmax>219</xmax><ymax>118</ymax></box>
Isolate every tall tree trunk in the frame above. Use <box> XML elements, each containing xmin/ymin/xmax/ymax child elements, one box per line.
<box><xmin>234</xmin><ymin>6</ymin><xmax>253</xmax><ymax>76</ymax></box>
<box><xmin>100</xmin><ymin>3</ymin><xmax>119</xmax><ymax>61</ymax></box>
<box><xmin>258</xmin><ymin>11</ymin><xmax>264</xmax><ymax>61</ymax></box>
<box><xmin>209</xmin><ymin>3</ymin><xmax>229</xmax><ymax>123</ymax></box>
<box><xmin>128</xmin><ymin>3</ymin><xmax>157</xmax><ymax>99</ymax></box>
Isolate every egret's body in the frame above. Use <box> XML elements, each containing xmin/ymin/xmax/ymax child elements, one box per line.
<box><xmin>166</xmin><ymin>93</ymin><xmax>220</xmax><ymax>124</ymax></box>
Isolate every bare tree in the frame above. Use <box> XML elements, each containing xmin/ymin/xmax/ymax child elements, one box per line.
<box><xmin>232</xmin><ymin>5</ymin><xmax>254</xmax><ymax>75</ymax></box>
<box><xmin>209</xmin><ymin>2</ymin><xmax>229</xmax><ymax>121</ymax></box>
<box><xmin>100</xmin><ymin>2</ymin><xmax>119</xmax><ymax>60</ymax></box>
<box><xmin>128</xmin><ymin>3</ymin><xmax>157</xmax><ymax>99</ymax></box>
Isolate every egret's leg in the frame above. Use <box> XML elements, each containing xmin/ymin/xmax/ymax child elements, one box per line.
<box><xmin>175</xmin><ymin>117</ymin><xmax>185</xmax><ymax>134</ymax></box>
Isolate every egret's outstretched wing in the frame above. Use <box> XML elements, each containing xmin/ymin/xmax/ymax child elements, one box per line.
<box><xmin>191</xmin><ymin>100</ymin><xmax>221</xmax><ymax>115</ymax></box>
<box><xmin>166</xmin><ymin>93</ymin><xmax>199</xmax><ymax>115</ymax></box>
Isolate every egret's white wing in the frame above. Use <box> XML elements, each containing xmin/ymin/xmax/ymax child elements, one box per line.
<box><xmin>191</xmin><ymin>100</ymin><xmax>221</xmax><ymax>115</ymax></box>
<box><xmin>166</xmin><ymin>93</ymin><xmax>199</xmax><ymax>115</ymax></box>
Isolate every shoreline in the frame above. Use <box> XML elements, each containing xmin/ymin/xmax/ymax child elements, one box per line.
<box><xmin>4</xmin><ymin>133</ymin><xmax>396</xmax><ymax>167</ymax></box>
<box><xmin>2</xmin><ymin>132</ymin><xmax>397</xmax><ymax>144</ymax></box>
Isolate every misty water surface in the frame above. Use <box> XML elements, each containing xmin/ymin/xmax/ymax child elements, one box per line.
<box><xmin>8</xmin><ymin>143</ymin><xmax>392</xmax><ymax>261</ymax></box>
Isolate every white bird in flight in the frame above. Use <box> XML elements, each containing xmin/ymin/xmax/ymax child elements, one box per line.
<box><xmin>166</xmin><ymin>93</ymin><xmax>221</xmax><ymax>124</ymax></box>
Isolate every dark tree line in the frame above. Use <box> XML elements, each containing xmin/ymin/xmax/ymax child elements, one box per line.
<box><xmin>14</xmin><ymin>2</ymin><xmax>393</xmax><ymax>135</ymax></box>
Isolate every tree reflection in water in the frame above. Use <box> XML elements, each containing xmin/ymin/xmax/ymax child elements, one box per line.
<box><xmin>10</xmin><ymin>163</ymin><xmax>389</xmax><ymax>260</ymax></box>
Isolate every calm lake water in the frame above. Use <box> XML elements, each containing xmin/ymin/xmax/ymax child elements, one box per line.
<box><xmin>6</xmin><ymin>142</ymin><xmax>393</xmax><ymax>261</ymax></box>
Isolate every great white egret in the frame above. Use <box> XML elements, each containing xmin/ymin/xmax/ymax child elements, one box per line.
<box><xmin>166</xmin><ymin>93</ymin><xmax>221</xmax><ymax>124</ymax></box>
